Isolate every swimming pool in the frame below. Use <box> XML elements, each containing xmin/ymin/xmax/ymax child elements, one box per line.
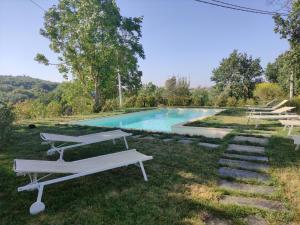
<box><xmin>75</xmin><ymin>108</ymin><xmax>222</xmax><ymax>133</ymax></box>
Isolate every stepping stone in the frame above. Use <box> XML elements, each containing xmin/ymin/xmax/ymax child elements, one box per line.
<box><xmin>205</xmin><ymin>217</ymin><xmax>231</xmax><ymax>225</ymax></box>
<box><xmin>222</xmin><ymin>153</ymin><xmax>268</xmax><ymax>163</ymax></box>
<box><xmin>218</xmin><ymin>158</ymin><xmax>269</xmax><ymax>172</ymax></box>
<box><xmin>162</xmin><ymin>138</ymin><xmax>173</xmax><ymax>142</ymax></box>
<box><xmin>227</xmin><ymin>144</ymin><xmax>265</xmax><ymax>155</ymax></box>
<box><xmin>233</xmin><ymin>136</ymin><xmax>269</xmax><ymax>145</ymax></box>
<box><xmin>218</xmin><ymin>180</ymin><xmax>276</xmax><ymax>196</ymax></box>
<box><xmin>218</xmin><ymin>167</ymin><xmax>270</xmax><ymax>182</ymax></box>
<box><xmin>219</xmin><ymin>196</ymin><xmax>285</xmax><ymax>211</ymax></box>
<box><xmin>131</xmin><ymin>135</ymin><xmax>142</xmax><ymax>139</ymax></box>
<box><xmin>140</xmin><ymin>136</ymin><xmax>155</xmax><ymax>140</ymax></box>
<box><xmin>178</xmin><ymin>139</ymin><xmax>193</xmax><ymax>145</ymax></box>
<box><xmin>244</xmin><ymin>215</ymin><xmax>268</xmax><ymax>225</ymax></box>
<box><xmin>198</xmin><ymin>142</ymin><xmax>220</xmax><ymax>149</ymax></box>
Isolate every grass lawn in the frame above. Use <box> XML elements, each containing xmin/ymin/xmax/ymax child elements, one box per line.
<box><xmin>0</xmin><ymin>108</ymin><xmax>300</xmax><ymax>224</ymax></box>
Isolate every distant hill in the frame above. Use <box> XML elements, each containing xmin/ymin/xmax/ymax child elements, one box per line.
<box><xmin>0</xmin><ymin>75</ymin><xmax>59</xmax><ymax>104</ymax></box>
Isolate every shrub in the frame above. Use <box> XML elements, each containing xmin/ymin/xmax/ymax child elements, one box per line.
<box><xmin>46</xmin><ymin>101</ymin><xmax>63</xmax><ymax>117</ymax></box>
<box><xmin>14</xmin><ymin>100</ymin><xmax>46</xmax><ymax>119</ymax></box>
<box><xmin>102</xmin><ymin>99</ymin><xmax>119</xmax><ymax>112</ymax></box>
<box><xmin>0</xmin><ymin>102</ymin><xmax>15</xmax><ymax>145</ymax></box>
<box><xmin>254</xmin><ymin>83</ymin><xmax>285</xmax><ymax>103</ymax></box>
<box><xmin>191</xmin><ymin>88</ymin><xmax>210</xmax><ymax>106</ymax></box>
<box><xmin>226</xmin><ymin>97</ymin><xmax>237</xmax><ymax>107</ymax></box>
<box><xmin>123</xmin><ymin>96</ymin><xmax>137</xmax><ymax>108</ymax></box>
<box><xmin>290</xmin><ymin>96</ymin><xmax>300</xmax><ymax>114</ymax></box>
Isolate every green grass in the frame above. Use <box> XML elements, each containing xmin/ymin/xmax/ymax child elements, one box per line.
<box><xmin>0</xmin><ymin>109</ymin><xmax>300</xmax><ymax>224</ymax></box>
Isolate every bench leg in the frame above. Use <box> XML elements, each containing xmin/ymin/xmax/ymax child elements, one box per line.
<box><xmin>288</xmin><ymin>125</ymin><xmax>293</xmax><ymax>136</ymax></box>
<box><xmin>30</xmin><ymin>184</ymin><xmax>45</xmax><ymax>215</ymax></box>
<box><xmin>123</xmin><ymin>137</ymin><xmax>129</xmax><ymax>149</ymax></box>
<box><xmin>139</xmin><ymin>161</ymin><xmax>148</xmax><ymax>181</ymax></box>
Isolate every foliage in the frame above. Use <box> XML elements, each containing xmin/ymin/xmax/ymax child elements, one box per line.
<box><xmin>46</xmin><ymin>101</ymin><xmax>63</xmax><ymax>117</ymax></box>
<box><xmin>102</xmin><ymin>99</ymin><xmax>119</xmax><ymax>112</ymax></box>
<box><xmin>191</xmin><ymin>87</ymin><xmax>210</xmax><ymax>106</ymax></box>
<box><xmin>211</xmin><ymin>50</ymin><xmax>263</xmax><ymax>100</ymax></box>
<box><xmin>290</xmin><ymin>95</ymin><xmax>300</xmax><ymax>113</ymax></box>
<box><xmin>0</xmin><ymin>75</ymin><xmax>58</xmax><ymax>104</ymax></box>
<box><xmin>57</xmin><ymin>81</ymin><xmax>94</xmax><ymax>115</ymax></box>
<box><xmin>274</xmin><ymin>1</ymin><xmax>300</xmax><ymax>48</ymax></box>
<box><xmin>254</xmin><ymin>82</ymin><xmax>285</xmax><ymax>103</ymax></box>
<box><xmin>226</xmin><ymin>97</ymin><xmax>238</xmax><ymax>107</ymax></box>
<box><xmin>36</xmin><ymin>0</ymin><xmax>144</xmax><ymax>112</ymax></box>
<box><xmin>123</xmin><ymin>96</ymin><xmax>137</xmax><ymax>108</ymax></box>
<box><xmin>0</xmin><ymin>102</ymin><xmax>15</xmax><ymax>145</ymax></box>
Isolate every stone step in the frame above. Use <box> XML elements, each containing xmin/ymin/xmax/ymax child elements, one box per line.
<box><xmin>244</xmin><ymin>215</ymin><xmax>268</xmax><ymax>225</ymax></box>
<box><xmin>178</xmin><ymin>139</ymin><xmax>193</xmax><ymax>145</ymax></box>
<box><xmin>218</xmin><ymin>180</ymin><xmax>276</xmax><ymax>196</ymax></box>
<box><xmin>218</xmin><ymin>167</ymin><xmax>270</xmax><ymax>183</ymax></box>
<box><xmin>140</xmin><ymin>136</ymin><xmax>155</xmax><ymax>140</ymax></box>
<box><xmin>222</xmin><ymin>153</ymin><xmax>268</xmax><ymax>163</ymax></box>
<box><xmin>233</xmin><ymin>136</ymin><xmax>269</xmax><ymax>145</ymax></box>
<box><xmin>198</xmin><ymin>142</ymin><xmax>220</xmax><ymax>149</ymax></box>
<box><xmin>162</xmin><ymin>138</ymin><xmax>174</xmax><ymax>142</ymax></box>
<box><xmin>219</xmin><ymin>196</ymin><xmax>285</xmax><ymax>211</ymax></box>
<box><xmin>219</xmin><ymin>158</ymin><xmax>269</xmax><ymax>172</ymax></box>
<box><xmin>227</xmin><ymin>144</ymin><xmax>265</xmax><ymax>155</ymax></box>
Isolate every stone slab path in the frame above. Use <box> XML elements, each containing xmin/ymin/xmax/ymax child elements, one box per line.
<box><xmin>218</xmin><ymin>167</ymin><xmax>270</xmax><ymax>182</ymax></box>
<box><xmin>227</xmin><ymin>144</ymin><xmax>265</xmax><ymax>155</ymax></box>
<box><xmin>217</xmin><ymin>135</ymin><xmax>285</xmax><ymax>221</ymax></box>
<box><xmin>198</xmin><ymin>142</ymin><xmax>220</xmax><ymax>149</ymax></box>
<box><xmin>219</xmin><ymin>158</ymin><xmax>269</xmax><ymax>172</ymax></box>
<box><xmin>218</xmin><ymin>180</ymin><xmax>276</xmax><ymax>196</ymax></box>
<box><xmin>220</xmin><ymin>196</ymin><xmax>285</xmax><ymax>211</ymax></box>
<box><xmin>233</xmin><ymin>136</ymin><xmax>269</xmax><ymax>145</ymax></box>
<box><xmin>222</xmin><ymin>153</ymin><xmax>268</xmax><ymax>163</ymax></box>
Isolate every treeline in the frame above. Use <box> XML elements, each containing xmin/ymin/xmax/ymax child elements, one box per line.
<box><xmin>0</xmin><ymin>75</ymin><xmax>58</xmax><ymax>103</ymax></box>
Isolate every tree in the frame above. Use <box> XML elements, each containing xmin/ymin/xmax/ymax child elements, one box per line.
<box><xmin>273</xmin><ymin>1</ymin><xmax>300</xmax><ymax>99</ymax></box>
<box><xmin>211</xmin><ymin>50</ymin><xmax>263</xmax><ymax>99</ymax></box>
<box><xmin>35</xmin><ymin>0</ymin><xmax>144</xmax><ymax>112</ymax></box>
<box><xmin>265</xmin><ymin>62</ymin><xmax>279</xmax><ymax>83</ymax></box>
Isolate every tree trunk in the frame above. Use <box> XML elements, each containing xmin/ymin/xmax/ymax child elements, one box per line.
<box><xmin>93</xmin><ymin>77</ymin><xmax>102</xmax><ymax>112</ymax></box>
<box><xmin>290</xmin><ymin>71</ymin><xmax>294</xmax><ymax>100</ymax></box>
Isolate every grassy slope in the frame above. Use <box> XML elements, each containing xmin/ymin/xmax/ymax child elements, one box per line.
<box><xmin>0</xmin><ymin>109</ymin><xmax>299</xmax><ymax>224</ymax></box>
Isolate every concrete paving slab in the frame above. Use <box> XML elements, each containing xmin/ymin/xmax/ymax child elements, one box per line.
<box><xmin>227</xmin><ymin>144</ymin><xmax>265</xmax><ymax>155</ymax></box>
<box><xmin>220</xmin><ymin>196</ymin><xmax>285</xmax><ymax>211</ymax></box>
<box><xmin>218</xmin><ymin>167</ymin><xmax>270</xmax><ymax>182</ymax></box>
<box><xmin>218</xmin><ymin>180</ymin><xmax>276</xmax><ymax>196</ymax></box>
<box><xmin>222</xmin><ymin>153</ymin><xmax>268</xmax><ymax>163</ymax></box>
<box><xmin>233</xmin><ymin>136</ymin><xmax>269</xmax><ymax>145</ymax></box>
<box><xmin>198</xmin><ymin>142</ymin><xmax>220</xmax><ymax>149</ymax></box>
<box><xmin>219</xmin><ymin>158</ymin><xmax>269</xmax><ymax>172</ymax></box>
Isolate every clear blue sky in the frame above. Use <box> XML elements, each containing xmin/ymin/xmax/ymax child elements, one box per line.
<box><xmin>0</xmin><ymin>0</ymin><xmax>289</xmax><ymax>87</ymax></box>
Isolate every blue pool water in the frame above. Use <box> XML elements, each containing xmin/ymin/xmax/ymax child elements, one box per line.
<box><xmin>75</xmin><ymin>108</ymin><xmax>221</xmax><ymax>133</ymax></box>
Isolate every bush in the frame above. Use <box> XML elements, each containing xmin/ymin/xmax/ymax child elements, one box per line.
<box><xmin>14</xmin><ymin>100</ymin><xmax>46</xmax><ymax>119</ymax></box>
<box><xmin>191</xmin><ymin>88</ymin><xmax>210</xmax><ymax>106</ymax></box>
<box><xmin>290</xmin><ymin>96</ymin><xmax>300</xmax><ymax>114</ymax></box>
<box><xmin>0</xmin><ymin>102</ymin><xmax>15</xmax><ymax>145</ymax></box>
<box><xmin>123</xmin><ymin>96</ymin><xmax>137</xmax><ymax>108</ymax></box>
<box><xmin>102</xmin><ymin>99</ymin><xmax>119</xmax><ymax>112</ymax></box>
<box><xmin>46</xmin><ymin>101</ymin><xmax>63</xmax><ymax>117</ymax></box>
<box><xmin>254</xmin><ymin>83</ymin><xmax>285</xmax><ymax>103</ymax></box>
<box><xmin>226</xmin><ymin>97</ymin><xmax>237</xmax><ymax>107</ymax></box>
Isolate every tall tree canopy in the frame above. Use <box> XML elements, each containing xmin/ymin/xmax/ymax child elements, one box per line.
<box><xmin>273</xmin><ymin>1</ymin><xmax>300</xmax><ymax>98</ymax></box>
<box><xmin>211</xmin><ymin>50</ymin><xmax>263</xmax><ymax>99</ymax></box>
<box><xmin>35</xmin><ymin>0</ymin><xmax>144</xmax><ymax>112</ymax></box>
